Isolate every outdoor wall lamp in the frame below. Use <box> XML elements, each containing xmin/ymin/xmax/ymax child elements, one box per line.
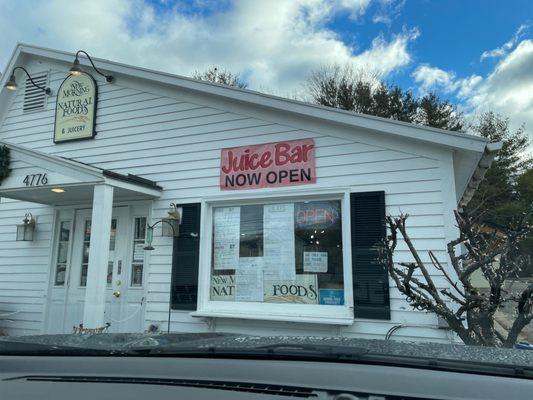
<box><xmin>3</xmin><ymin>67</ymin><xmax>52</xmax><ymax>95</ymax></box>
<box><xmin>16</xmin><ymin>213</ymin><xmax>36</xmax><ymax>242</ymax></box>
<box><xmin>144</xmin><ymin>204</ymin><xmax>182</xmax><ymax>251</ymax></box>
<box><xmin>69</xmin><ymin>50</ymin><xmax>114</xmax><ymax>83</ymax></box>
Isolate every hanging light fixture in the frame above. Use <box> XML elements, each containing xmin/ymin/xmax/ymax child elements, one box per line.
<box><xmin>16</xmin><ymin>213</ymin><xmax>36</xmax><ymax>241</ymax></box>
<box><xmin>3</xmin><ymin>67</ymin><xmax>52</xmax><ymax>95</ymax></box>
<box><xmin>69</xmin><ymin>50</ymin><xmax>114</xmax><ymax>83</ymax></box>
<box><xmin>144</xmin><ymin>204</ymin><xmax>182</xmax><ymax>251</ymax></box>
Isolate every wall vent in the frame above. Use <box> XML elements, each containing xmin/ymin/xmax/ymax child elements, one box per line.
<box><xmin>23</xmin><ymin>72</ymin><xmax>48</xmax><ymax>113</ymax></box>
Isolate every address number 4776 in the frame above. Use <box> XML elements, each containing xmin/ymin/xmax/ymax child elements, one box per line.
<box><xmin>23</xmin><ymin>173</ymin><xmax>48</xmax><ymax>186</ymax></box>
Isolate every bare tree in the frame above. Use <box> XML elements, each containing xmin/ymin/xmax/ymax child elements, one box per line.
<box><xmin>379</xmin><ymin>210</ymin><xmax>532</xmax><ymax>347</ymax></box>
<box><xmin>192</xmin><ymin>66</ymin><xmax>247</xmax><ymax>89</ymax></box>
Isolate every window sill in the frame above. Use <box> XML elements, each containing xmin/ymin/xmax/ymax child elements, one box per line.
<box><xmin>190</xmin><ymin>309</ymin><xmax>354</xmax><ymax>326</ymax></box>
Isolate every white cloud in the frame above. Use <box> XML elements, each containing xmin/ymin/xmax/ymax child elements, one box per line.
<box><xmin>412</xmin><ymin>64</ymin><xmax>456</xmax><ymax>92</ymax></box>
<box><xmin>0</xmin><ymin>0</ymin><xmax>417</xmax><ymax>95</ymax></box>
<box><xmin>372</xmin><ymin>0</ymin><xmax>406</xmax><ymax>26</ymax></box>
<box><xmin>480</xmin><ymin>23</ymin><xmax>530</xmax><ymax>61</ymax></box>
<box><xmin>467</xmin><ymin>40</ymin><xmax>533</xmax><ymax>135</ymax></box>
<box><xmin>411</xmin><ymin>64</ymin><xmax>482</xmax><ymax>97</ymax></box>
<box><xmin>413</xmin><ymin>39</ymin><xmax>533</xmax><ymax>140</ymax></box>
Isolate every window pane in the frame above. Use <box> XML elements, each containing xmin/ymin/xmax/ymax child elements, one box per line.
<box><xmin>210</xmin><ymin>200</ymin><xmax>344</xmax><ymax>305</ymax></box>
<box><xmin>109</xmin><ymin>219</ymin><xmax>117</xmax><ymax>251</ymax></box>
<box><xmin>59</xmin><ymin>221</ymin><xmax>70</xmax><ymax>241</ymax></box>
<box><xmin>54</xmin><ymin>265</ymin><xmax>66</xmax><ymax>286</ymax></box>
<box><xmin>135</xmin><ymin>217</ymin><xmax>146</xmax><ymax>240</ymax></box>
<box><xmin>82</xmin><ymin>243</ymin><xmax>90</xmax><ymax>264</ymax></box>
<box><xmin>131</xmin><ymin>217</ymin><xmax>146</xmax><ymax>287</ymax></box>
<box><xmin>54</xmin><ymin>220</ymin><xmax>71</xmax><ymax>286</ymax></box>
<box><xmin>131</xmin><ymin>264</ymin><xmax>143</xmax><ymax>286</ymax></box>
<box><xmin>107</xmin><ymin>261</ymin><xmax>113</xmax><ymax>286</ymax></box>
<box><xmin>84</xmin><ymin>220</ymin><xmax>91</xmax><ymax>241</ymax></box>
<box><xmin>239</xmin><ymin>205</ymin><xmax>263</xmax><ymax>257</ymax></box>
<box><xmin>57</xmin><ymin>242</ymin><xmax>68</xmax><ymax>264</ymax></box>
<box><xmin>80</xmin><ymin>264</ymin><xmax>88</xmax><ymax>287</ymax></box>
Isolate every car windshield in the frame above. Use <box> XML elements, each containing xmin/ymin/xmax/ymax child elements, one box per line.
<box><xmin>0</xmin><ymin>0</ymin><xmax>532</xmax><ymax>387</ymax></box>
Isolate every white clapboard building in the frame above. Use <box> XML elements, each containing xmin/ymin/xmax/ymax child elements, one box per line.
<box><xmin>0</xmin><ymin>44</ymin><xmax>498</xmax><ymax>341</ymax></box>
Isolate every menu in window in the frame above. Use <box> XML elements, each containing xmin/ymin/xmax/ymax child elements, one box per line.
<box><xmin>235</xmin><ymin>257</ymin><xmax>264</xmax><ymax>302</ymax></box>
<box><xmin>263</xmin><ymin>203</ymin><xmax>295</xmax><ymax>280</ymax></box>
<box><xmin>213</xmin><ymin>207</ymin><xmax>241</xmax><ymax>270</ymax></box>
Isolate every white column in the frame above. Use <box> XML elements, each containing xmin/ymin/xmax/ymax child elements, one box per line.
<box><xmin>82</xmin><ymin>184</ymin><xmax>114</xmax><ymax>328</ymax></box>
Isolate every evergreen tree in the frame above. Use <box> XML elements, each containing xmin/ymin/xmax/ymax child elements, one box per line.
<box><xmin>305</xmin><ymin>64</ymin><xmax>464</xmax><ymax>131</ymax></box>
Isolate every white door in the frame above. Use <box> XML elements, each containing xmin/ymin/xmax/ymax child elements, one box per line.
<box><xmin>49</xmin><ymin>206</ymin><xmax>147</xmax><ymax>333</ymax></box>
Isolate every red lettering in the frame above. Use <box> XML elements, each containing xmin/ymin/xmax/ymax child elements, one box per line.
<box><xmin>221</xmin><ymin>150</ymin><xmax>235</xmax><ymax>174</ymax></box>
<box><xmin>260</xmin><ymin>151</ymin><xmax>273</xmax><ymax>168</ymax></box>
<box><xmin>325</xmin><ymin>208</ymin><xmax>335</xmax><ymax>224</ymax></box>
<box><xmin>248</xmin><ymin>153</ymin><xmax>259</xmax><ymax>170</ymax></box>
<box><xmin>275</xmin><ymin>143</ymin><xmax>291</xmax><ymax>166</ymax></box>
<box><xmin>303</xmin><ymin>144</ymin><xmax>314</xmax><ymax>162</ymax></box>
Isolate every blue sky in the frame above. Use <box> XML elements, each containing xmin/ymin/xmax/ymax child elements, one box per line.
<box><xmin>0</xmin><ymin>0</ymin><xmax>531</xmax><ymax>136</ymax></box>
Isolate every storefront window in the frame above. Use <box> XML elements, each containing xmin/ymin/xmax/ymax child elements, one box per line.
<box><xmin>210</xmin><ymin>200</ymin><xmax>344</xmax><ymax>306</ymax></box>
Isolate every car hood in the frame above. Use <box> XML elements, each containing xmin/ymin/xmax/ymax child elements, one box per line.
<box><xmin>1</xmin><ymin>332</ymin><xmax>533</xmax><ymax>369</ymax></box>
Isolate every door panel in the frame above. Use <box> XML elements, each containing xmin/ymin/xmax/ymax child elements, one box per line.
<box><xmin>57</xmin><ymin>206</ymin><xmax>146</xmax><ymax>333</ymax></box>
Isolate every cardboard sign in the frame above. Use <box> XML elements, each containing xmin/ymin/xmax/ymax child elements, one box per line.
<box><xmin>264</xmin><ymin>274</ymin><xmax>318</xmax><ymax>304</ymax></box>
<box><xmin>220</xmin><ymin>139</ymin><xmax>316</xmax><ymax>190</ymax></box>
<box><xmin>211</xmin><ymin>274</ymin><xmax>235</xmax><ymax>301</ymax></box>
<box><xmin>54</xmin><ymin>72</ymin><xmax>97</xmax><ymax>143</ymax></box>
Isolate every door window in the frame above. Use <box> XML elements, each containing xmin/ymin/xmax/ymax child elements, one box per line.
<box><xmin>79</xmin><ymin>218</ymin><xmax>118</xmax><ymax>287</ymax></box>
<box><xmin>54</xmin><ymin>220</ymin><xmax>71</xmax><ymax>286</ymax></box>
<box><xmin>79</xmin><ymin>220</ymin><xmax>91</xmax><ymax>287</ymax></box>
<box><xmin>130</xmin><ymin>217</ymin><xmax>146</xmax><ymax>287</ymax></box>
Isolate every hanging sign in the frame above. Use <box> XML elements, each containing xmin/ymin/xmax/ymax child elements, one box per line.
<box><xmin>54</xmin><ymin>72</ymin><xmax>97</xmax><ymax>143</ymax></box>
<box><xmin>220</xmin><ymin>138</ymin><xmax>316</xmax><ymax>190</ymax></box>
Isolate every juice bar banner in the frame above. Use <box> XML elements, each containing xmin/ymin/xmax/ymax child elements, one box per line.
<box><xmin>220</xmin><ymin>139</ymin><xmax>316</xmax><ymax>190</ymax></box>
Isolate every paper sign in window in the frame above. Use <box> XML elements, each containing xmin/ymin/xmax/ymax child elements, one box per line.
<box><xmin>235</xmin><ymin>257</ymin><xmax>263</xmax><ymax>302</ymax></box>
<box><xmin>213</xmin><ymin>207</ymin><xmax>241</xmax><ymax>270</ymax></box>
<box><xmin>303</xmin><ymin>251</ymin><xmax>328</xmax><ymax>273</ymax></box>
<box><xmin>263</xmin><ymin>203</ymin><xmax>295</xmax><ymax>280</ymax></box>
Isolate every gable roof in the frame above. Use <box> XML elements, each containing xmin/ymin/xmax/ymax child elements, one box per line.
<box><xmin>0</xmin><ymin>43</ymin><xmax>499</xmax><ymax>207</ymax></box>
<box><xmin>0</xmin><ymin>141</ymin><xmax>161</xmax><ymax>204</ymax></box>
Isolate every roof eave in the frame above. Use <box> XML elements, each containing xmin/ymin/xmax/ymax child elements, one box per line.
<box><xmin>458</xmin><ymin>141</ymin><xmax>502</xmax><ymax>209</ymax></box>
<box><xmin>7</xmin><ymin>43</ymin><xmax>489</xmax><ymax>154</ymax></box>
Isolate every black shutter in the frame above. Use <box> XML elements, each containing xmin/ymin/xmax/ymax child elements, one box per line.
<box><xmin>170</xmin><ymin>203</ymin><xmax>201</xmax><ymax>310</ymax></box>
<box><xmin>350</xmin><ymin>191</ymin><xmax>390</xmax><ymax>319</ymax></box>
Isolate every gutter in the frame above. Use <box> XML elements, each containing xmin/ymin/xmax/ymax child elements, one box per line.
<box><xmin>458</xmin><ymin>141</ymin><xmax>503</xmax><ymax>209</ymax></box>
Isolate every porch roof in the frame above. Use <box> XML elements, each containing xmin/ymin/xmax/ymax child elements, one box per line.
<box><xmin>0</xmin><ymin>141</ymin><xmax>162</xmax><ymax>205</ymax></box>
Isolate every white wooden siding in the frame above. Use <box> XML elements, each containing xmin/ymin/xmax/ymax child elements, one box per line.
<box><xmin>0</xmin><ymin>60</ymin><xmax>457</xmax><ymax>342</ymax></box>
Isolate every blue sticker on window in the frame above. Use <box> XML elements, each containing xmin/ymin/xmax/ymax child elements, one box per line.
<box><xmin>319</xmin><ymin>289</ymin><xmax>344</xmax><ymax>305</ymax></box>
